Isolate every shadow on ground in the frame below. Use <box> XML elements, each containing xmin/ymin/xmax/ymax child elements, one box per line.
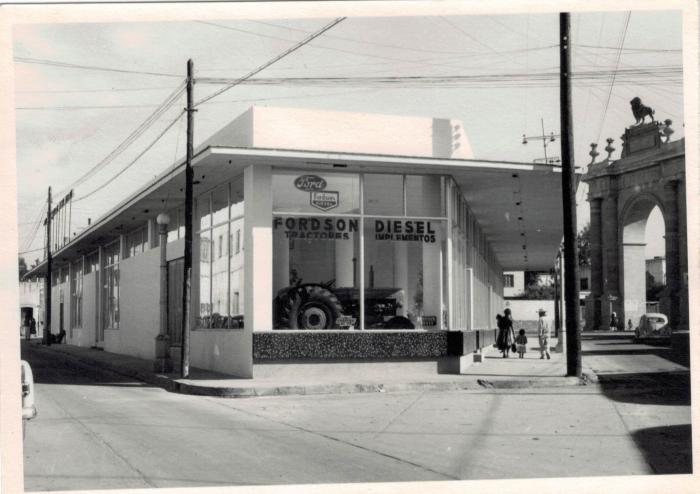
<box><xmin>631</xmin><ymin>424</ymin><xmax>693</xmax><ymax>474</ymax></box>
<box><xmin>596</xmin><ymin>372</ymin><xmax>690</xmax><ymax>406</ymax></box>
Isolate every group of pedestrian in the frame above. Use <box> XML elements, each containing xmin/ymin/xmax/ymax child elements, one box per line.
<box><xmin>496</xmin><ymin>307</ymin><xmax>551</xmax><ymax>359</ymax></box>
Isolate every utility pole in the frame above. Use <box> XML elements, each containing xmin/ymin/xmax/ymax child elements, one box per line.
<box><xmin>560</xmin><ymin>13</ymin><xmax>581</xmax><ymax>377</ymax></box>
<box><xmin>181</xmin><ymin>59</ymin><xmax>194</xmax><ymax>378</ymax></box>
<box><xmin>522</xmin><ymin>118</ymin><xmax>561</xmax><ymax>165</ymax></box>
<box><xmin>44</xmin><ymin>187</ymin><xmax>52</xmax><ymax>346</ymax></box>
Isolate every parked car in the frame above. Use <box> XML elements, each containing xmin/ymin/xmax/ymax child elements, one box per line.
<box><xmin>634</xmin><ymin>313</ymin><xmax>670</xmax><ymax>341</ymax></box>
<box><xmin>21</xmin><ymin>360</ymin><xmax>37</xmax><ymax>438</ymax></box>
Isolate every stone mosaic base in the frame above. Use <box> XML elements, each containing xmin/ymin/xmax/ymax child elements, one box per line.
<box><xmin>253</xmin><ymin>329</ymin><xmax>496</xmax><ymax>361</ymax></box>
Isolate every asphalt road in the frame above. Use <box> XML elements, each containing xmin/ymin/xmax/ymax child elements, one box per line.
<box><xmin>21</xmin><ymin>335</ymin><xmax>691</xmax><ymax>491</ymax></box>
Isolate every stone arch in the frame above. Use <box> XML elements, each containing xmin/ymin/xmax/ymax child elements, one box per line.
<box><xmin>619</xmin><ymin>192</ymin><xmax>666</xmax><ymax>328</ymax></box>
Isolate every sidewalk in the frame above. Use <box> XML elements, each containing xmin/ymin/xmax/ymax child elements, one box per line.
<box><xmin>23</xmin><ymin>338</ymin><xmax>598</xmax><ymax>398</ymax></box>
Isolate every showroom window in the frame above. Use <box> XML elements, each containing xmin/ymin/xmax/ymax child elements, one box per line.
<box><xmin>272</xmin><ymin>170</ymin><xmax>447</xmax><ymax>330</ymax></box>
<box><xmin>102</xmin><ymin>240</ymin><xmax>120</xmax><ymax>330</ymax></box>
<box><xmin>195</xmin><ymin>176</ymin><xmax>244</xmax><ymax>329</ymax></box>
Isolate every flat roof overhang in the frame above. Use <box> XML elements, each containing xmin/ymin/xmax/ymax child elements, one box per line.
<box><xmin>25</xmin><ymin>146</ymin><xmax>575</xmax><ymax>278</ymax></box>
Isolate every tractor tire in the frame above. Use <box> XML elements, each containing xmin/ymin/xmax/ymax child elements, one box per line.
<box><xmin>277</xmin><ymin>285</ymin><xmax>344</xmax><ymax>330</ymax></box>
<box><xmin>383</xmin><ymin>316</ymin><xmax>415</xmax><ymax>329</ymax></box>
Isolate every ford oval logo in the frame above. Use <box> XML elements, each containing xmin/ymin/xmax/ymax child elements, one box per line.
<box><xmin>294</xmin><ymin>175</ymin><xmax>327</xmax><ymax>191</ymax></box>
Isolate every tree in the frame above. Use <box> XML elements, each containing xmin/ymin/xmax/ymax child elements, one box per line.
<box><xmin>521</xmin><ymin>272</ymin><xmax>556</xmax><ymax>300</ymax></box>
<box><xmin>646</xmin><ymin>271</ymin><xmax>665</xmax><ymax>301</ymax></box>
<box><xmin>577</xmin><ymin>223</ymin><xmax>590</xmax><ymax>267</ymax></box>
<box><xmin>18</xmin><ymin>257</ymin><xmax>27</xmax><ymax>280</ymax></box>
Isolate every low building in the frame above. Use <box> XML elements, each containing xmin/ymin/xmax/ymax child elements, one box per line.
<box><xmin>24</xmin><ymin>106</ymin><xmax>568</xmax><ymax>377</ymax></box>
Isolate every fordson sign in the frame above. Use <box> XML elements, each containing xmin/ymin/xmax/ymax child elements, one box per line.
<box><xmin>310</xmin><ymin>191</ymin><xmax>339</xmax><ymax>211</ymax></box>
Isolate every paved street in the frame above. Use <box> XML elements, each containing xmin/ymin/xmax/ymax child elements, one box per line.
<box><xmin>22</xmin><ymin>334</ymin><xmax>691</xmax><ymax>491</ymax></box>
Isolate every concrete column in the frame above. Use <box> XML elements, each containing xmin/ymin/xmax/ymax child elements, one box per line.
<box><xmin>601</xmin><ymin>192</ymin><xmax>621</xmax><ymax>329</ymax></box>
<box><xmin>663</xmin><ymin>179</ymin><xmax>681</xmax><ymax>330</ymax></box>
<box><xmin>154</xmin><ymin>214</ymin><xmax>172</xmax><ymax>373</ymax></box>
<box><xmin>588</xmin><ymin>198</ymin><xmax>603</xmax><ymax>330</ymax></box>
<box><xmin>422</xmin><ymin>238</ymin><xmax>442</xmax><ymax>328</ymax></box>
<box><xmin>335</xmin><ymin>232</ymin><xmax>355</xmax><ymax>287</ymax></box>
<box><xmin>96</xmin><ymin>246</ymin><xmax>103</xmax><ymax>345</ymax></box>
<box><xmin>147</xmin><ymin>218</ymin><xmax>158</xmax><ymax>250</ymax></box>
<box><xmin>244</xmin><ymin>164</ymin><xmax>272</xmax><ymax>333</ymax></box>
<box><xmin>272</xmin><ymin>224</ymin><xmax>290</xmax><ymax>294</ymax></box>
<box><xmin>393</xmin><ymin>241</ymin><xmax>408</xmax><ymax>317</ymax></box>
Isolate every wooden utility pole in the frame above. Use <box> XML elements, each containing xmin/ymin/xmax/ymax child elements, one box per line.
<box><xmin>44</xmin><ymin>187</ymin><xmax>52</xmax><ymax>346</ymax></box>
<box><xmin>181</xmin><ymin>59</ymin><xmax>194</xmax><ymax>378</ymax></box>
<box><xmin>560</xmin><ymin>13</ymin><xmax>581</xmax><ymax>377</ymax></box>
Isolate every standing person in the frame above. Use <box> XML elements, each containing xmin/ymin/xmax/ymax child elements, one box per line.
<box><xmin>22</xmin><ymin>317</ymin><xmax>30</xmax><ymax>341</ymax></box>
<box><xmin>29</xmin><ymin>317</ymin><xmax>36</xmax><ymax>340</ymax></box>
<box><xmin>496</xmin><ymin>309</ymin><xmax>515</xmax><ymax>358</ymax></box>
<box><xmin>537</xmin><ymin>308</ymin><xmax>551</xmax><ymax>360</ymax></box>
<box><xmin>515</xmin><ymin>329</ymin><xmax>528</xmax><ymax>358</ymax></box>
<box><xmin>609</xmin><ymin>312</ymin><xmax>618</xmax><ymax>332</ymax></box>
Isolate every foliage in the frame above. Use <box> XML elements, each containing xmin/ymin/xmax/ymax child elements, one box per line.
<box><xmin>18</xmin><ymin>257</ymin><xmax>27</xmax><ymax>280</ymax></box>
<box><xmin>520</xmin><ymin>272</ymin><xmax>556</xmax><ymax>300</ymax></box>
<box><xmin>577</xmin><ymin>223</ymin><xmax>591</xmax><ymax>267</ymax></box>
<box><xmin>646</xmin><ymin>271</ymin><xmax>665</xmax><ymax>301</ymax></box>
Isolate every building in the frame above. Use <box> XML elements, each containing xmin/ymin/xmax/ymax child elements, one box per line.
<box><xmin>646</xmin><ymin>256</ymin><xmax>666</xmax><ymax>285</ymax></box>
<box><xmin>24</xmin><ymin>106</ymin><xmax>567</xmax><ymax>377</ymax></box>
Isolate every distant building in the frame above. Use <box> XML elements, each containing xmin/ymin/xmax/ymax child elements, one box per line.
<box><xmin>646</xmin><ymin>256</ymin><xmax>666</xmax><ymax>285</ymax></box>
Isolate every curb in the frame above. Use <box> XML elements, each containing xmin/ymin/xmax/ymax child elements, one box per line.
<box><xmin>27</xmin><ymin>343</ymin><xmax>599</xmax><ymax>398</ymax></box>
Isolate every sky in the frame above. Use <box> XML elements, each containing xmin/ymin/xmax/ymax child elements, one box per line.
<box><xmin>12</xmin><ymin>8</ymin><xmax>684</xmax><ymax>266</ymax></box>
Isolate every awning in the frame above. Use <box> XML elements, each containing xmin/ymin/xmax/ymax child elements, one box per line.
<box><xmin>24</xmin><ymin>146</ymin><xmax>576</xmax><ymax>278</ymax></box>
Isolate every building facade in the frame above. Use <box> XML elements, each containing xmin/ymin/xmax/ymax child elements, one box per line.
<box><xmin>25</xmin><ymin>106</ymin><xmax>567</xmax><ymax>377</ymax></box>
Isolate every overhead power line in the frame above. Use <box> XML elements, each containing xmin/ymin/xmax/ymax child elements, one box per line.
<box><xmin>14</xmin><ymin>57</ymin><xmax>183</xmax><ymax>78</ymax></box>
<box><xmin>596</xmin><ymin>12</ymin><xmax>632</xmax><ymax>144</ymax></box>
<box><xmin>196</xmin><ymin>66</ymin><xmax>682</xmax><ymax>89</ymax></box>
<box><xmin>74</xmin><ymin>110</ymin><xmax>186</xmax><ymax>203</ymax></box>
<box><xmin>195</xmin><ymin>17</ymin><xmax>347</xmax><ymax>106</ymax></box>
<box><xmin>52</xmin><ymin>81</ymin><xmax>186</xmax><ymax>198</ymax></box>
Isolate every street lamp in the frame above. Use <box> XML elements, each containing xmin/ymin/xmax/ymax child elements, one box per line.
<box><xmin>154</xmin><ymin>212</ymin><xmax>172</xmax><ymax>373</ymax></box>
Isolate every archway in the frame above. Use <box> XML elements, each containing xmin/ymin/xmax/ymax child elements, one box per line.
<box><xmin>621</xmin><ymin>195</ymin><xmax>666</xmax><ymax>329</ymax></box>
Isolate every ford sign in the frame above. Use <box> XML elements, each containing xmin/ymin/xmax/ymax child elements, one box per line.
<box><xmin>294</xmin><ymin>175</ymin><xmax>327</xmax><ymax>191</ymax></box>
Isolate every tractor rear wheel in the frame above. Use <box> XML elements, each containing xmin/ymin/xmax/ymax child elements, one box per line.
<box><xmin>278</xmin><ymin>285</ymin><xmax>344</xmax><ymax>330</ymax></box>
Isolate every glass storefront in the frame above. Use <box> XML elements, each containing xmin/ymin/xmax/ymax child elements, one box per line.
<box><xmin>195</xmin><ymin>176</ymin><xmax>245</xmax><ymax>329</ymax></box>
<box><xmin>272</xmin><ymin>170</ymin><xmax>447</xmax><ymax>330</ymax></box>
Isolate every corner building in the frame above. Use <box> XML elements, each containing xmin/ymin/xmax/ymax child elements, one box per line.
<box><xmin>26</xmin><ymin>106</ymin><xmax>567</xmax><ymax>377</ymax></box>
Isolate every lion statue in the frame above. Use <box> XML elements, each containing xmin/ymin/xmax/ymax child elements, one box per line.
<box><xmin>630</xmin><ymin>97</ymin><xmax>655</xmax><ymax>125</ymax></box>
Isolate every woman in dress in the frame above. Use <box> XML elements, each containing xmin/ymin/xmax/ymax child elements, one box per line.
<box><xmin>496</xmin><ymin>310</ymin><xmax>516</xmax><ymax>358</ymax></box>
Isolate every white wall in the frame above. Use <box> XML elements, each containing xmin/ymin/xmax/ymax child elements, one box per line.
<box><xmin>190</xmin><ymin>329</ymin><xmax>251</xmax><ymax>377</ymax></box>
<box><xmin>504</xmin><ymin>299</ymin><xmax>555</xmax><ymax>329</ymax></box>
<box><xmin>104</xmin><ymin>248</ymin><xmax>160</xmax><ymax>360</ymax></box>
<box><xmin>68</xmin><ymin>271</ymin><xmax>97</xmax><ymax>347</ymax></box>
<box><xmin>50</xmin><ymin>281</ymin><xmax>68</xmax><ymax>336</ymax></box>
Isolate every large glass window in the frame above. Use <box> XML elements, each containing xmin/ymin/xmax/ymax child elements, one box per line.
<box><xmin>125</xmin><ymin>225</ymin><xmax>147</xmax><ymax>258</ymax></box>
<box><xmin>195</xmin><ymin>177</ymin><xmax>244</xmax><ymax>329</ymax></box>
<box><xmin>272</xmin><ymin>215</ymin><xmax>360</xmax><ymax>329</ymax></box>
<box><xmin>272</xmin><ymin>171</ymin><xmax>447</xmax><ymax>330</ymax></box>
<box><xmin>272</xmin><ymin>170</ymin><xmax>360</xmax><ymax>215</ymax></box>
<box><xmin>102</xmin><ymin>241</ymin><xmax>119</xmax><ymax>330</ymax></box>
<box><xmin>364</xmin><ymin>219</ymin><xmax>445</xmax><ymax>329</ymax></box>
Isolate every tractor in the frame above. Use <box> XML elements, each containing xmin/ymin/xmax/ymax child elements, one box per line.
<box><xmin>273</xmin><ymin>279</ymin><xmax>414</xmax><ymax>330</ymax></box>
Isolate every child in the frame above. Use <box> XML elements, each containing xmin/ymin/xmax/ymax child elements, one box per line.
<box><xmin>515</xmin><ymin>329</ymin><xmax>528</xmax><ymax>359</ymax></box>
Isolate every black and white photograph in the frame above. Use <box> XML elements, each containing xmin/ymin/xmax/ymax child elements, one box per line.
<box><xmin>1</xmin><ymin>1</ymin><xmax>697</xmax><ymax>493</ymax></box>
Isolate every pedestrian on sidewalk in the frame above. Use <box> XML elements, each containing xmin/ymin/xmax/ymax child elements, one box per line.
<box><xmin>515</xmin><ymin>329</ymin><xmax>528</xmax><ymax>358</ymax></box>
<box><xmin>537</xmin><ymin>308</ymin><xmax>551</xmax><ymax>360</ymax></box>
<box><xmin>29</xmin><ymin>317</ymin><xmax>36</xmax><ymax>340</ymax></box>
<box><xmin>496</xmin><ymin>309</ymin><xmax>515</xmax><ymax>358</ymax></box>
<box><xmin>609</xmin><ymin>312</ymin><xmax>618</xmax><ymax>332</ymax></box>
